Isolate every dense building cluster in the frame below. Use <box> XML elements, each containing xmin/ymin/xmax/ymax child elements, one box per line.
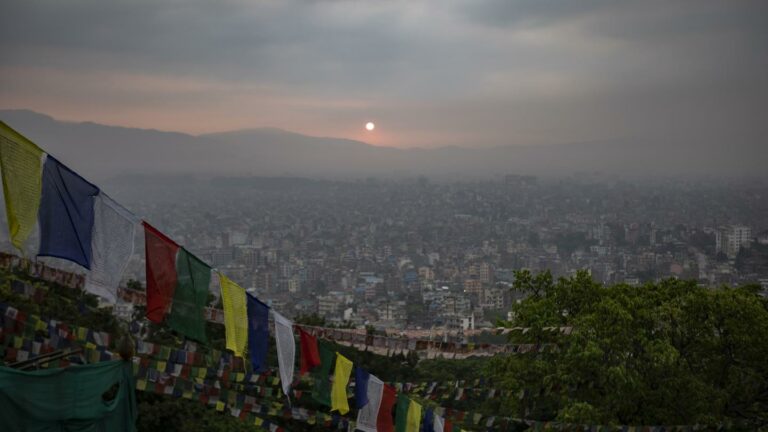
<box><xmin>20</xmin><ymin>175</ymin><xmax>768</xmax><ymax>332</ymax></box>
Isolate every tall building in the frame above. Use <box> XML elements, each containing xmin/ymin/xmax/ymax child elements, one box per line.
<box><xmin>716</xmin><ymin>225</ymin><xmax>752</xmax><ymax>259</ymax></box>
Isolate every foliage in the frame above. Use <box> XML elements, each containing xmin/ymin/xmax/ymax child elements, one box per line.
<box><xmin>489</xmin><ymin>270</ymin><xmax>768</xmax><ymax>429</ymax></box>
<box><xmin>137</xmin><ymin>394</ymin><xmax>259</xmax><ymax>432</ymax></box>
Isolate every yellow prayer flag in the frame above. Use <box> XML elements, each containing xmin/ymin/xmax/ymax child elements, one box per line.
<box><xmin>219</xmin><ymin>273</ymin><xmax>248</xmax><ymax>357</ymax></box>
<box><xmin>330</xmin><ymin>353</ymin><xmax>353</xmax><ymax>415</ymax></box>
<box><xmin>0</xmin><ymin>122</ymin><xmax>44</xmax><ymax>252</ymax></box>
<box><xmin>406</xmin><ymin>399</ymin><xmax>422</xmax><ymax>432</ymax></box>
<box><xmin>216</xmin><ymin>400</ymin><xmax>225</xmax><ymax>412</ymax></box>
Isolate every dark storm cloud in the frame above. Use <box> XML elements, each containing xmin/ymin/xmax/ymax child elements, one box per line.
<box><xmin>0</xmin><ymin>0</ymin><xmax>766</xmax><ymax>158</ymax></box>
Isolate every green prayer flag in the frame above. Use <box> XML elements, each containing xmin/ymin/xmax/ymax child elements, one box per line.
<box><xmin>0</xmin><ymin>360</ymin><xmax>137</xmax><ymax>432</ymax></box>
<box><xmin>395</xmin><ymin>393</ymin><xmax>411</xmax><ymax>432</ymax></box>
<box><xmin>167</xmin><ymin>248</ymin><xmax>211</xmax><ymax>342</ymax></box>
<box><xmin>311</xmin><ymin>341</ymin><xmax>335</xmax><ymax>407</ymax></box>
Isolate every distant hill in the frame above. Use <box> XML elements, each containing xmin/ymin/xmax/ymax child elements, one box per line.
<box><xmin>0</xmin><ymin>109</ymin><xmax>764</xmax><ymax>181</ymax></box>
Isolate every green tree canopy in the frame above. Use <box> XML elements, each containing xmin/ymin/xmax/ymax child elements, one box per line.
<box><xmin>490</xmin><ymin>270</ymin><xmax>768</xmax><ymax>429</ymax></box>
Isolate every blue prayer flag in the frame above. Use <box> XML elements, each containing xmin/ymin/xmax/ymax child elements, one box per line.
<box><xmin>38</xmin><ymin>156</ymin><xmax>98</xmax><ymax>268</ymax></box>
<box><xmin>354</xmin><ymin>367</ymin><xmax>370</xmax><ymax>408</ymax></box>
<box><xmin>246</xmin><ymin>293</ymin><xmax>269</xmax><ymax>373</ymax></box>
<box><xmin>422</xmin><ymin>408</ymin><xmax>435</xmax><ymax>432</ymax></box>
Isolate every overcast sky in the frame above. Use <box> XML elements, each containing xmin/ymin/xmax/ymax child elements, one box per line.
<box><xmin>1</xmin><ymin>0</ymin><xmax>766</xmax><ymax>149</ymax></box>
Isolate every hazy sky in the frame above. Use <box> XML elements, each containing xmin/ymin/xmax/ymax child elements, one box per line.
<box><xmin>1</xmin><ymin>0</ymin><xmax>766</xmax><ymax>148</ymax></box>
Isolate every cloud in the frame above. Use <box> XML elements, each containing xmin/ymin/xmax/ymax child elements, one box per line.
<box><xmin>0</xmin><ymin>0</ymin><xmax>766</xmax><ymax>153</ymax></box>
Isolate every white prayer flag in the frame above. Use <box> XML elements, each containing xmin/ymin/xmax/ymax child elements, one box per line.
<box><xmin>273</xmin><ymin>310</ymin><xmax>295</xmax><ymax>398</ymax></box>
<box><xmin>356</xmin><ymin>374</ymin><xmax>384</xmax><ymax>432</ymax></box>
<box><xmin>84</xmin><ymin>193</ymin><xmax>136</xmax><ymax>303</ymax></box>
<box><xmin>434</xmin><ymin>414</ymin><xmax>445</xmax><ymax>432</ymax></box>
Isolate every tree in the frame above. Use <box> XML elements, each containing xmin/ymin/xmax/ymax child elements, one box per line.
<box><xmin>488</xmin><ymin>270</ymin><xmax>768</xmax><ymax>428</ymax></box>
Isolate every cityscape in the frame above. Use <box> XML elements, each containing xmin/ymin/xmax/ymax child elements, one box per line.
<box><xmin>2</xmin><ymin>1</ymin><xmax>767</xmax><ymax>430</ymax></box>
<box><xmin>92</xmin><ymin>175</ymin><xmax>768</xmax><ymax>332</ymax></box>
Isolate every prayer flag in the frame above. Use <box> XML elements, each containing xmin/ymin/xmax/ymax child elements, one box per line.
<box><xmin>143</xmin><ymin>222</ymin><xmax>179</xmax><ymax>323</ymax></box>
<box><xmin>37</xmin><ymin>155</ymin><xmax>98</xmax><ymax>268</ymax></box>
<box><xmin>356</xmin><ymin>374</ymin><xmax>384</xmax><ymax>432</ymax></box>
<box><xmin>434</xmin><ymin>414</ymin><xmax>451</xmax><ymax>432</ymax></box>
<box><xmin>0</xmin><ymin>121</ymin><xmax>44</xmax><ymax>252</ymax></box>
<box><xmin>355</xmin><ymin>367</ymin><xmax>370</xmax><ymax>408</ymax></box>
<box><xmin>273</xmin><ymin>310</ymin><xmax>294</xmax><ymax>398</ymax></box>
<box><xmin>142</xmin><ymin>229</ymin><xmax>213</xmax><ymax>340</ymax></box>
<box><xmin>220</xmin><ymin>273</ymin><xmax>249</xmax><ymax>357</ymax></box>
<box><xmin>84</xmin><ymin>193</ymin><xmax>136</xmax><ymax>303</ymax></box>
<box><xmin>330</xmin><ymin>353</ymin><xmax>353</xmax><ymax>414</ymax></box>
<box><xmin>298</xmin><ymin>327</ymin><xmax>320</xmax><ymax>375</ymax></box>
<box><xmin>311</xmin><ymin>341</ymin><xmax>334</xmax><ymax>407</ymax></box>
<box><xmin>405</xmin><ymin>399</ymin><xmax>422</xmax><ymax>432</ymax></box>
<box><xmin>395</xmin><ymin>394</ymin><xmax>410</xmax><ymax>432</ymax></box>
<box><xmin>0</xmin><ymin>359</ymin><xmax>136</xmax><ymax>431</ymax></box>
<box><xmin>246</xmin><ymin>292</ymin><xmax>269</xmax><ymax>371</ymax></box>
<box><xmin>166</xmin><ymin>249</ymin><xmax>210</xmax><ymax>343</ymax></box>
<box><xmin>378</xmin><ymin>384</ymin><xmax>397</xmax><ymax>432</ymax></box>
<box><xmin>423</xmin><ymin>408</ymin><xmax>435</xmax><ymax>432</ymax></box>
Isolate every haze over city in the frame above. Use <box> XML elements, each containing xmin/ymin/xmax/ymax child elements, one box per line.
<box><xmin>1</xmin><ymin>0</ymin><xmax>767</xmax><ymax>179</ymax></box>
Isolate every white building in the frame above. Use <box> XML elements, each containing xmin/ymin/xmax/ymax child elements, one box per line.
<box><xmin>716</xmin><ymin>225</ymin><xmax>752</xmax><ymax>259</ymax></box>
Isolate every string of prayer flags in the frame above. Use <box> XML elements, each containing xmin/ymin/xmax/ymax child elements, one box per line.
<box><xmin>311</xmin><ymin>340</ymin><xmax>335</xmax><ymax>407</ymax></box>
<box><xmin>220</xmin><ymin>273</ymin><xmax>249</xmax><ymax>357</ymax></box>
<box><xmin>298</xmin><ymin>326</ymin><xmax>321</xmax><ymax>375</ymax></box>
<box><xmin>0</xmin><ymin>125</ymin><xmax>135</xmax><ymax>303</ymax></box>
<box><xmin>83</xmin><ymin>194</ymin><xmax>136</xmax><ymax>303</ymax></box>
<box><xmin>272</xmin><ymin>310</ymin><xmax>294</xmax><ymax>398</ymax></box>
<box><xmin>330</xmin><ymin>352</ymin><xmax>353</xmax><ymax>415</ymax></box>
<box><xmin>246</xmin><ymin>292</ymin><xmax>269</xmax><ymax>372</ymax></box>
<box><xmin>0</xmin><ymin>121</ymin><xmax>44</xmax><ymax>252</ymax></box>
<box><xmin>1</xmin><ymin>301</ymin><xmax>724</xmax><ymax>432</ymax></box>
<box><xmin>356</xmin><ymin>373</ymin><xmax>384</xmax><ymax>432</ymax></box>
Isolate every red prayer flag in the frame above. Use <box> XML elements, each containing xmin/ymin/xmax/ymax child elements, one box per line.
<box><xmin>298</xmin><ymin>326</ymin><xmax>321</xmax><ymax>375</ymax></box>
<box><xmin>143</xmin><ymin>222</ymin><xmax>180</xmax><ymax>323</ymax></box>
<box><xmin>377</xmin><ymin>383</ymin><xmax>397</xmax><ymax>432</ymax></box>
<box><xmin>445</xmin><ymin>419</ymin><xmax>454</xmax><ymax>432</ymax></box>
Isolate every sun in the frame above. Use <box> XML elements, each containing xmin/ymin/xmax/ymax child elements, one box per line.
<box><xmin>365</xmin><ymin>122</ymin><xmax>375</xmax><ymax>131</ymax></box>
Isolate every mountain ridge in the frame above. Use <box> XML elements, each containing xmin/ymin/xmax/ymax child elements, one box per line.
<box><xmin>0</xmin><ymin>109</ymin><xmax>764</xmax><ymax>181</ymax></box>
